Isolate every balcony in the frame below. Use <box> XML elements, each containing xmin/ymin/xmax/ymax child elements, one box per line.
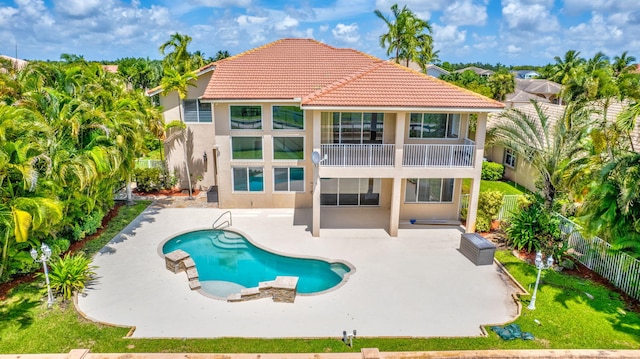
<box><xmin>321</xmin><ymin>140</ymin><xmax>476</xmax><ymax>168</ymax></box>
<box><xmin>403</xmin><ymin>143</ymin><xmax>475</xmax><ymax>167</ymax></box>
<box><xmin>321</xmin><ymin>144</ymin><xmax>395</xmax><ymax>167</ymax></box>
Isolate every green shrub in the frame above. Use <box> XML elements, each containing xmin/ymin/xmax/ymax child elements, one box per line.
<box><xmin>134</xmin><ymin>168</ymin><xmax>177</xmax><ymax>193</ymax></box>
<box><xmin>475</xmin><ymin>191</ymin><xmax>504</xmax><ymax>232</ymax></box>
<box><xmin>45</xmin><ymin>252</ymin><xmax>97</xmax><ymax>301</ymax></box>
<box><xmin>481</xmin><ymin>161</ymin><xmax>504</xmax><ymax>180</ymax></box>
<box><xmin>505</xmin><ymin>200</ymin><xmax>563</xmax><ymax>254</ymax></box>
<box><xmin>71</xmin><ymin>210</ymin><xmax>103</xmax><ymax>241</ymax></box>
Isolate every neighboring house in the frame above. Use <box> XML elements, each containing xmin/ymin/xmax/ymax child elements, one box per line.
<box><xmin>512</xmin><ymin>70</ymin><xmax>540</xmax><ymax>79</ymax></box>
<box><xmin>504</xmin><ymin>79</ymin><xmax>562</xmax><ymax>107</ymax></box>
<box><xmin>454</xmin><ymin>66</ymin><xmax>494</xmax><ymax>77</ymax></box>
<box><xmin>0</xmin><ymin>55</ymin><xmax>28</xmax><ymax>73</ymax></box>
<box><xmin>486</xmin><ymin>101</ymin><xmax>640</xmax><ymax>192</ymax></box>
<box><xmin>150</xmin><ymin>38</ymin><xmax>504</xmax><ymax>236</ymax></box>
<box><xmin>392</xmin><ymin>60</ymin><xmax>450</xmax><ymax>78</ymax></box>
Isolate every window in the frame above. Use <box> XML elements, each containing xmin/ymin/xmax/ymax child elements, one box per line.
<box><xmin>405</xmin><ymin>178</ymin><xmax>454</xmax><ymax>203</ymax></box>
<box><xmin>273</xmin><ymin>106</ymin><xmax>304</xmax><ymax>130</ymax></box>
<box><xmin>325</xmin><ymin>112</ymin><xmax>384</xmax><ymax>144</ymax></box>
<box><xmin>274</xmin><ymin>167</ymin><xmax>304</xmax><ymax>192</ymax></box>
<box><xmin>409</xmin><ymin>113</ymin><xmax>460</xmax><ymax>139</ymax></box>
<box><xmin>320</xmin><ymin>178</ymin><xmax>381</xmax><ymax>206</ymax></box>
<box><xmin>230</xmin><ymin>105</ymin><xmax>262</xmax><ymax>129</ymax></box>
<box><xmin>231</xmin><ymin>137</ymin><xmax>262</xmax><ymax>160</ymax></box>
<box><xmin>504</xmin><ymin>148</ymin><xmax>517</xmax><ymax>168</ymax></box>
<box><xmin>233</xmin><ymin>167</ymin><xmax>264</xmax><ymax>192</ymax></box>
<box><xmin>273</xmin><ymin>137</ymin><xmax>304</xmax><ymax>160</ymax></box>
<box><xmin>184</xmin><ymin>99</ymin><xmax>212</xmax><ymax>123</ymax></box>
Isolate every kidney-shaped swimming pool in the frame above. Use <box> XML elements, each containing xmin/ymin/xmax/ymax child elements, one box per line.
<box><xmin>162</xmin><ymin>229</ymin><xmax>353</xmax><ymax>297</ymax></box>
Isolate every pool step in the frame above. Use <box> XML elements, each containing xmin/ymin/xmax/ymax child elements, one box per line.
<box><xmin>227</xmin><ymin>276</ymin><xmax>299</xmax><ymax>303</ymax></box>
<box><xmin>210</xmin><ymin>239</ymin><xmax>248</xmax><ymax>251</ymax></box>
<box><xmin>164</xmin><ymin>250</ymin><xmax>200</xmax><ymax>291</ymax></box>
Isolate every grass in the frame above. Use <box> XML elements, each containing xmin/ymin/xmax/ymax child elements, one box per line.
<box><xmin>1</xmin><ymin>204</ymin><xmax>639</xmax><ymax>353</ymax></box>
<box><xmin>462</xmin><ymin>179</ymin><xmax>528</xmax><ymax>196</ymax></box>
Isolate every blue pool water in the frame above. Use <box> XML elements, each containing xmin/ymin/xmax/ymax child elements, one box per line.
<box><xmin>162</xmin><ymin>229</ymin><xmax>352</xmax><ymax>297</ymax></box>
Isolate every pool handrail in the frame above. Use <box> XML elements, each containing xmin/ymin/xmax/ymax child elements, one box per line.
<box><xmin>213</xmin><ymin>211</ymin><xmax>232</xmax><ymax>229</ymax></box>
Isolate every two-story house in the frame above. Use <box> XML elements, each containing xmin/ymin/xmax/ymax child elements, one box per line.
<box><xmin>150</xmin><ymin>39</ymin><xmax>504</xmax><ymax>237</ymax></box>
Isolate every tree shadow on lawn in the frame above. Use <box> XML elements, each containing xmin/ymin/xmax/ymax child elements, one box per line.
<box><xmin>0</xmin><ymin>286</ymin><xmax>40</xmax><ymax>331</ymax></box>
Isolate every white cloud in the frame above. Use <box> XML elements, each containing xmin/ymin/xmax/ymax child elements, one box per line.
<box><xmin>471</xmin><ymin>33</ymin><xmax>497</xmax><ymax>50</ymax></box>
<box><xmin>236</xmin><ymin>15</ymin><xmax>268</xmax><ymax>26</ymax></box>
<box><xmin>433</xmin><ymin>24</ymin><xmax>466</xmax><ymax>47</ymax></box>
<box><xmin>53</xmin><ymin>0</ymin><xmax>104</xmax><ymax>17</ymax></box>
<box><xmin>274</xmin><ymin>15</ymin><xmax>299</xmax><ymax>31</ymax></box>
<box><xmin>502</xmin><ymin>0</ymin><xmax>559</xmax><ymax>33</ymax></box>
<box><xmin>319</xmin><ymin>24</ymin><xmax>329</xmax><ymax>32</ymax></box>
<box><xmin>332</xmin><ymin>23</ymin><xmax>360</xmax><ymax>43</ymax></box>
<box><xmin>441</xmin><ymin>0</ymin><xmax>488</xmax><ymax>26</ymax></box>
<box><xmin>506</xmin><ymin>44</ymin><xmax>521</xmax><ymax>54</ymax></box>
<box><xmin>374</xmin><ymin>0</ymin><xmax>450</xmax><ymax>20</ymax></box>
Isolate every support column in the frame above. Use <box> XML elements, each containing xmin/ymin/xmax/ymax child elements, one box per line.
<box><xmin>389</xmin><ymin>177</ymin><xmax>402</xmax><ymax>237</ymax></box>
<box><xmin>466</xmin><ymin>113</ymin><xmax>488</xmax><ymax>233</ymax></box>
<box><xmin>389</xmin><ymin>112</ymin><xmax>406</xmax><ymax>237</ymax></box>
<box><xmin>312</xmin><ymin>111</ymin><xmax>322</xmax><ymax>237</ymax></box>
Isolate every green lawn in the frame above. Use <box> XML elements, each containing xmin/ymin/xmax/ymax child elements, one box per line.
<box><xmin>462</xmin><ymin>179</ymin><xmax>528</xmax><ymax>196</ymax></box>
<box><xmin>1</xmin><ymin>203</ymin><xmax>639</xmax><ymax>354</ymax></box>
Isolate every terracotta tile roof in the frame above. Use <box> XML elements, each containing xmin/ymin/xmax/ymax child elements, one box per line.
<box><xmin>202</xmin><ymin>38</ymin><xmax>503</xmax><ymax>110</ymax></box>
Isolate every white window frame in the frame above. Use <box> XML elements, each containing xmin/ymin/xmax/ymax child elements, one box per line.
<box><xmin>404</xmin><ymin>178</ymin><xmax>455</xmax><ymax>203</ymax></box>
<box><xmin>232</xmin><ymin>167</ymin><xmax>264</xmax><ymax>192</ymax></box>
<box><xmin>183</xmin><ymin>99</ymin><xmax>212</xmax><ymax>123</ymax></box>
<box><xmin>230</xmin><ymin>136</ymin><xmax>264</xmax><ymax>161</ymax></box>
<box><xmin>229</xmin><ymin>105</ymin><xmax>263</xmax><ymax>130</ymax></box>
<box><xmin>504</xmin><ymin>148</ymin><xmax>517</xmax><ymax>168</ymax></box>
<box><xmin>272</xmin><ymin>105</ymin><xmax>305</xmax><ymax>131</ymax></box>
<box><xmin>408</xmin><ymin>113</ymin><xmax>460</xmax><ymax>139</ymax></box>
<box><xmin>273</xmin><ymin>167</ymin><xmax>305</xmax><ymax>192</ymax></box>
<box><xmin>272</xmin><ymin>136</ymin><xmax>305</xmax><ymax>161</ymax></box>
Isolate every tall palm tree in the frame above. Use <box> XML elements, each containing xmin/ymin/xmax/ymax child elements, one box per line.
<box><xmin>375</xmin><ymin>4</ymin><xmax>433</xmax><ymax>69</ymax></box>
<box><xmin>487</xmin><ymin>102</ymin><xmax>592</xmax><ymax>209</ymax></box>
<box><xmin>612</xmin><ymin>51</ymin><xmax>637</xmax><ymax>75</ymax></box>
<box><xmin>159</xmin><ymin>33</ymin><xmax>194</xmax><ymax>73</ymax></box>
<box><xmin>488</xmin><ymin>70</ymin><xmax>515</xmax><ymax>101</ymax></box>
<box><xmin>551</xmin><ymin>50</ymin><xmax>584</xmax><ymax>84</ymax></box>
<box><xmin>161</xmin><ymin>68</ymin><xmax>197</xmax><ymax>198</ymax></box>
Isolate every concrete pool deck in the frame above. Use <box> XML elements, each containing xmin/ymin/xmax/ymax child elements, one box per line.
<box><xmin>76</xmin><ymin>203</ymin><xmax>521</xmax><ymax>338</ymax></box>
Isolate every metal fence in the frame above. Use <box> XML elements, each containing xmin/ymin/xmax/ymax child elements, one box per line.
<box><xmin>459</xmin><ymin>194</ymin><xmax>520</xmax><ymax>221</ymax></box>
<box><xmin>135</xmin><ymin>159</ymin><xmax>165</xmax><ymax>169</ymax></box>
<box><xmin>556</xmin><ymin>214</ymin><xmax>640</xmax><ymax>301</ymax></box>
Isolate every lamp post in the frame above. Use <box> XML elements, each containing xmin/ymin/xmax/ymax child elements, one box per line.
<box><xmin>31</xmin><ymin>243</ymin><xmax>54</xmax><ymax>308</ymax></box>
<box><xmin>527</xmin><ymin>251</ymin><xmax>554</xmax><ymax>310</ymax></box>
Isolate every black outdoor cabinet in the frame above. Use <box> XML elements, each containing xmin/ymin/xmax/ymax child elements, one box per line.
<box><xmin>459</xmin><ymin>233</ymin><xmax>496</xmax><ymax>265</ymax></box>
<box><xmin>207</xmin><ymin>186</ymin><xmax>219</xmax><ymax>203</ymax></box>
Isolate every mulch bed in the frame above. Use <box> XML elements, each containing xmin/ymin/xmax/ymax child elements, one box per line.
<box><xmin>133</xmin><ymin>188</ymin><xmax>200</xmax><ymax>197</ymax></box>
<box><xmin>0</xmin><ymin>201</ymin><xmax>125</xmax><ymax>301</ymax></box>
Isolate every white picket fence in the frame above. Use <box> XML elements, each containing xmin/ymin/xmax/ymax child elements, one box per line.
<box><xmin>556</xmin><ymin>214</ymin><xmax>640</xmax><ymax>301</ymax></box>
<box><xmin>459</xmin><ymin>194</ymin><xmax>520</xmax><ymax>221</ymax></box>
<box><xmin>135</xmin><ymin>159</ymin><xmax>165</xmax><ymax>169</ymax></box>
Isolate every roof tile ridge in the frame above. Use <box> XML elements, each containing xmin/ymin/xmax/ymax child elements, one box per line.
<box><xmin>214</xmin><ymin>39</ymin><xmax>286</xmax><ymax>65</ymax></box>
<box><xmin>388</xmin><ymin>61</ymin><xmax>504</xmax><ymax>108</ymax></box>
<box><xmin>302</xmin><ymin>60</ymin><xmax>385</xmax><ymax>104</ymax></box>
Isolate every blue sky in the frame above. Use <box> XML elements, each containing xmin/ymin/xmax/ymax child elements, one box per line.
<box><xmin>0</xmin><ymin>0</ymin><xmax>638</xmax><ymax>66</ymax></box>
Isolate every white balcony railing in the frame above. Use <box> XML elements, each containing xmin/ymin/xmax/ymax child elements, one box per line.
<box><xmin>321</xmin><ymin>144</ymin><xmax>395</xmax><ymax>167</ymax></box>
<box><xmin>403</xmin><ymin>144</ymin><xmax>475</xmax><ymax>167</ymax></box>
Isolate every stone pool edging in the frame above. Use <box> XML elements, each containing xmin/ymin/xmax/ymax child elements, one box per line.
<box><xmin>157</xmin><ymin>225</ymin><xmax>356</xmax><ymax>301</ymax></box>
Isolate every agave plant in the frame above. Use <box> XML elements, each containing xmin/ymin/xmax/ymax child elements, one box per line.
<box><xmin>44</xmin><ymin>252</ymin><xmax>97</xmax><ymax>301</ymax></box>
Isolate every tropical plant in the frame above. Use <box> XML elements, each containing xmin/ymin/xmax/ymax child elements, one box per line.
<box><xmin>374</xmin><ymin>4</ymin><xmax>434</xmax><ymax>69</ymax></box>
<box><xmin>475</xmin><ymin>191</ymin><xmax>503</xmax><ymax>233</ymax></box>
<box><xmin>159</xmin><ymin>32</ymin><xmax>195</xmax><ymax>73</ymax></box>
<box><xmin>505</xmin><ymin>199</ymin><xmax>562</xmax><ymax>255</ymax></box>
<box><xmin>549</xmin><ymin>50</ymin><xmax>584</xmax><ymax>84</ymax></box>
<box><xmin>487</xmin><ymin>101</ymin><xmax>593</xmax><ymax>209</ymax></box>
<box><xmin>45</xmin><ymin>252</ymin><xmax>97</xmax><ymax>301</ymax></box>
<box><xmin>488</xmin><ymin>70</ymin><xmax>515</xmax><ymax>101</ymax></box>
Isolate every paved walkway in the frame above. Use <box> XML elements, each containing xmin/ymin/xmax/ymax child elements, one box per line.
<box><xmin>76</xmin><ymin>202</ymin><xmax>521</xmax><ymax>338</ymax></box>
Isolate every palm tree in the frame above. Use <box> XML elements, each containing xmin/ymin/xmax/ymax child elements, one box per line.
<box><xmin>550</xmin><ymin>50</ymin><xmax>584</xmax><ymax>84</ymax></box>
<box><xmin>612</xmin><ymin>51</ymin><xmax>637</xmax><ymax>75</ymax></box>
<box><xmin>159</xmin><ymin>33</ymin><xmax>194</xmax><ymax>73</ymax></box>
<box><xmin>487</xmin><ymin>102</ymin><xmax>592</xmax><ymax>209</ymax></box>
<box><xmin>214</xmin><ymin>50</ymin><xmax>231</xmax><ymax>61</ymax></box>
<box><xmin>488</xmin><ymin>70</ymin><xmax>515</xmax><ymax>101</ymax></box>
<box><xmin>161</xmin><ymin>68</ymin><xmax>197</xmax><ymax>198</ymax></box>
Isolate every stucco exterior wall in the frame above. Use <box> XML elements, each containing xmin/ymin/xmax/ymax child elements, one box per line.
<box><xmin>485</xmin><ymin>145</ymin><xmax>537</xmax><ymax>192</ymax></box>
